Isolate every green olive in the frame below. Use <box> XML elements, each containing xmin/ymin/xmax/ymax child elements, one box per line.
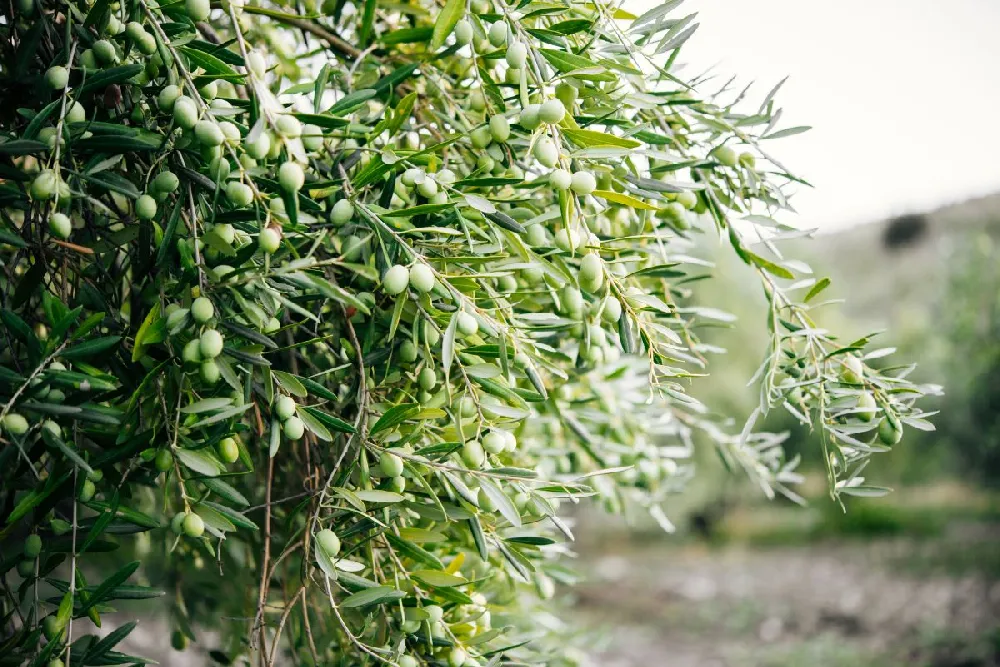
<box><xmin>226</xmin><ymin>181</ymin><xmax>254</xmax><ymax>208</ymax></box>
<box><xmin>258</xmin><ymin>227</ymin><xmax>281</xmax><ymax>253</ymax></box>
<box><xmin>194</xmin><ymin>120</ymin><xmax>224</xmax><ymax>146</ymax></box>
<box><xmin>455</xmin><ymin>19</ymin><xmax>474</xmax><ymax>46</ymax></box>
<box><xmin>93</xmin><ymin>39</ymin><xmax>117</xmax><ymax>65</ymax></box>
<box><xmin>136</xmin><ymin>194</ymin><xmax>157</xmax><ymax>220</ymax></box>
<box><xmin>331</xmin><ymin>199</ymin><xmax>354</xmax><ymax>225</ymax></box>
<box><xmin>418</xmin><ymin>366</ymin><xmax>436</xmax><ymax>391</ymax></box>
<box><xmin>200</xmin><ymin>360</ymin><xmax>220</xmax><ymax>385</ymax></box>
<box><xmin>182</xmin><ymin>338</ymin><xmax>202</xmax><ymax>364</ymax></box>
<box><xmin>182</xmin><ymin>512</ymin><xmax>205</xmax><ymax>537</ymax></box>
<box><xmin>550</xmin><ymin>168</ymin><xmax>572</xmax><ymax>190</ymax></box>
<box><xmin>245</xmin><ymin>132</ymin><xmax>271</xmax><ymax>159</ymax></box>
<box><xmin>601</xmin><ymin>297</ymin><xmax>622</xmax><ymax>323</ymax></box>
<box><xmin>570</xmin><ymin>171</ymin><xmax>596</xmax><ymax>195</ymax></box>
<box><xmin>448</xmin><ymin>647</ymin><xmax>468</xmax><ymax>667</ymax></box>
<box><xmin>857</xmin><ymin>391</ymin><xmax>877</xmax><ymax>422</ymax></box>
<box><xmin>171</xmin><ymin>629</ymin><xmax>188</xmax><ymax>651</ymax></box>
<box><xmin>153</xmin><ymin>170</ymin><xmax>180</xmax><ymax>193</ymax></box>
<box><xmin>31</xmin><ymin>170</ymin><xmax>59</xmax><ymax>200</ymax></box>
<box><xmin>191</xmin><ymin>297</ymin><xmax>214</xmax><ymax>323</ymax></box>
<box><xmin>154</xmin><ymin>448</ymin><xmax>173</xmax><ymax>472</ymax></box>
<box><xmin>171</xmin><ymin>512</ymin><xmax>187</xmax><ymax>534</ymax></box>
<box><xmin>379</xmin><ymin>450</ymin><xmax>404</xmax><ymax>477</ymax></box>
<box><xmin>840</xmin><ymin>355</ymin><xmax>864</xmax><ymax>384</ymax></box>
<box><xmin>78</xmin><ymin>478</ymin><xmax>96</xmax><ymax>503</ymax></box>
<box><xmin>158</xmin><ymin>85</ymin><xmax>181</xmax><ymax>111</ymax></box>
<box><xmin>457</xmin><ymin>312</ymin><xmax>478</xmax><ymax>336</ymax></box>
<box><xmin>218</xmin><ymin>437</ymin><xmax>239</xmax><ymax>463</ymax></box>
<box><xmin>45</xmin><ymin>66</ymin><xmax>69</xmax><ymax>90</ymax></box>
<box><xmin>712</xmin><ymin>145</ymin><xmax>738</xmax><ymax>167</ymax></box>
<box><xmin>48</xmin><ymin>213</ymin><xmax>72</xmax><ymax>239</ymax></box>
<box><xmin>482</xmin><ymin>431</ymin><xmax>506</xmax><ymax>454</ymax></box>
<box><xmin>173</xmin><ymin>96</ymin><xmax>199</xmax><ymax>130</ymax></box>
<box><xmin>533</xmin><ymin>137</ymin><xmax>559</xmax><ymax>168</ymax></box>
<box><xmin>274</xmin><ymin>395</ymin><xmax>297</xmax><ymax>421</ymax></box>
<box><xmin>24</xmin><ymin>534</ymin><xmax>42</xmax><ymax>558</ymax></box>
<box><xmin>539</xmin><ymin>99</ymin><xmax>566</xmax><ymax>124</ymax></box>
<box><xmin>275</xmin><ymin>114</ymin><xmax>302</xmax><ymax>138</ymax></box>
<box><xmin>470</xmin><ymin>126</ymin><xmax>492</xmax><ymax>149</ymax></box>
<box><xmin>488</xmin><ymin>21</ymin><xmax>507</xmax><ymax>47</ymax></box>
<box><xmin>185</xmin><ymin>0</ymin><xmax>210</xmax><ymax>21</ymax></box>
<box><xmin>555</xmin><ymin>82</ymin><xmax>578</xmax><ymax>109</ymax></box>
<box><xmin>461</xmin><ymin>439</ymin><xmax>486</xmax><ymax>468</ymax></box>
<box><xmin>67</xmin><ymin>101</ymin><xmax>85</xmax><ymax>124</ymax></box>
<box><xmin>283</xmin><ymin>416</ymin><xmax>305</xmax><ymax>440</ymax></box>
<box><xmin>506</xmin><ymin>41</ymin><xmax>527</xmax><ymax>69</ymax></box>
<box><xmin>199</xmin><ymin>329</ymin><xmax>224</xmax><ymax>359</ymax></box>
<box><xmin>478</xmin><ymin>487</ymin><xmax>497</xmax><ymax>512</ymax></box>
<box><xmin>278</xmin><ymin>161</ymin><xmax>305</xmax><ymax>192</ymax></box>
<box><xmin>878</xmin><ymin>416</ymin><xmax>902</xmax><ymax>445</ymax></box>
<box><xmin>382</xmin><ymin>264</ymin><xmax>410</xmax><ymax>295</ymax></box>
<box><xmin>316</xmin><ymin>528</ymin><xmax>341</xmax><ymax>556</ymax></box>
<box><xmin>520</xmin><ymin>104</ymin><xmax>541</xmax><ymax>130</ymax></box>
<box><xmin>399</xmin><ymin>340</ymin><xmax>418</xmax><ymax>363</ymax></box>
<box><xmin>408</xmin><ymin>263</ymin><xmax>435</xmax><ymax>293</ymax></box>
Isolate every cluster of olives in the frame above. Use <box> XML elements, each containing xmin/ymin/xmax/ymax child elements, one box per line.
<box><xmin>274</xmin><ymin>394</ymin><xmax>305</xmax><ymax>441</ymax></box>
<box><xmin>167</xmin><ymin>297</ymin><xmax>227</xmax><ymax>385</ymax></box>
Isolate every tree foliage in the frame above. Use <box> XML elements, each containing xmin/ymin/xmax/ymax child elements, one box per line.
<box><xmin>0</xmin><ymin>0</ymin><xmax>936</xmax><ymax>664</ymax></box>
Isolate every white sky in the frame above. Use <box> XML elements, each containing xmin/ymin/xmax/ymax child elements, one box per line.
<box><xmin>630</xmin><ymin>0</ymin><xmax>1000</xmax><ymax>229</ymax></box>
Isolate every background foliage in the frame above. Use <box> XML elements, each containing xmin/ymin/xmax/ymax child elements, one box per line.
<box><xmin>0</xmin><ymin>0</ymin><xmax>935</xmax><ymax>665</ymax></box>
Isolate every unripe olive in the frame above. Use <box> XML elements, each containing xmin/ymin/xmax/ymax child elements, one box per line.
<box><xmin>200</xmin><ymin>360</ymin><xmax>220</xmax><ymax>384</ymax></box>
<box><xmin>275</xmin><ymin>114</ymin><xmax>302</xmax><ymax>138</ymax></box>
<box><xmin>382</xmin><ymin>264</ymin><xmax>409</xmax><ymax>295</ymax></box>
<box><xmin>409</xmin><ymin>263</ymin><xmax>435</xmax><ymax>293</ymax></box>
<box><xmin>47</xmin><ymin>659</ymin><xmax>64</xmax><ymax>667</ymax></box>
<box><xmin>182</xmin><ymin>339</ymin><xmax>202</xmax><ymax>363</ymax></box>
<box><xmin>398</xmin><ymin>656</ymin><xmax>418</xmax><ymax>667</ymax></box>
<box><xmin>45</xmin><ymin>66</ymin><xmax>69</xmax><ymax>90</ymax></box>
<box><xmin>195</xmin><ymin>120</ymin><xmax>224</xmax><ymax>146</ymax></box>
<box><xmin>80</xmin><ymin>49</ymin><xmax>97</xmax><ymax>70</ymax></box>
<box><xmin>182</xmin><ymin>512</ymin><xmax>205</xmax><ymax>538</ymax></box>
<box><xmin>93</xmin><ymin>40</ymin><xmax>117</xmax><ymax>65</ymax></box>
<box><xmin>555</xmin><ymin>82</ymin><xmax>578</xmax><ymax>109</ymax></box>
<box><xmin>278</xmin><ymin>161</ymin><xmax>305</xmax><ymax>192</ymax></box>
<box><xmin>857</xmin><ymin>391</ymin><xmax>877</xmax><ymax>422</ymax></box>
<box><xmin>219</xmin><ymin>121</ymin><xmax>240</xmax><ymax>145</ymax></box>
<box><xmin>316</xmin><ymin>528</ymin><xmax>340</xmax><ymax>556</ymax></box>
<box><xmin>533</xmin><ymin>137</ymin><xmax>558</xmax><ymax>168</ymax></box>
<box><xmin>449</xmin><ymin>647</ymin><xmax>468</xmax><ymax>667</ymax></box>
<box><xmin>16</xmin><ymin>559</ymin><xmax>34</xmax><ymax>578</ymax></box>
<box><xmin>42</xmin><ymin>616</ymin><xmax>63</xmax><ymax>641</ymax></box>
<box><xmin>520</xmin><ymin>104</ymin><xmax>541</xmax><ymax>130</ymax></box>
<box><xmin>425</xmin><ymin>604</ymin><xmax>444</xmax><ymax>622</ymax></box>
<box><xmin>506</xmin><ymin>41</ymin><xmax>527</xmax><ymax>69</ymax></box>
<box><xmin>878</xmin><ymin>416</ymin><xmax>902</xmax><ymax>446</ymax></box>
<box><xmin>526</xmin><ymin>224</ymin><xmax>547</xmax><ymax>247</ymax></box>
<box><xmin>67</xmin><ymin>101</ymin><xmax>85</xmax><ymax>124</ymax></box>
<box><xmin>498</xmin><ymin>274</ymin><xmax>518</xmax><ymax>293</ymax></box>
<box><xmin>461</xmin><ymin>439</ymin><xmax>485</xmax><ymax>468</ymax></box>
<box><xmin>457</xmin><ymin>312</ymin><xmax>478</xmax><ymax>336</ymax></box>
<box><xmin>173</xmin><ymin>96</ymin><xmax>199</xmax><ymax>130</ymax></box>
<box><xmin>455</xmin><ymin>19</ymin><xmax>474</xmax><ymax>46</ymax></box>
<box><xmin>570</xmin><ymin>170</ymin><xmax>597</xmax><ymax>195</ymax></box>
<box><xmin>379</xmin><ymin>450</ymin><xmax>404</xmax><ymax>477</ymax></box>
<box><xmin>418</xmin><ymin>367</ymin><xmax>436</xmax><ymax>391</ymax></box>
<box><xmin>135</xmin><ymin>194</ymin><xmax>157</xmax><ymax>220</ymax></box>
<box><xmin>554</xmin><ymin>227</ymin><xmax>580</xmax><ymax>253</ymax></box>
<box><xmin>24</xmin><ymin>534</ymin><xmax>42</xmax><ymax>558</ymax></box>
<box><xmin>137</xmin><ymin>32</ymin><xmax>158</xmax><ymax>55</ymax></box>
<box><xmin>154</xmin><ymin>170</ymin><xmax>180</xmax><ymax>193</ymax></box>
<box><xmin>489</xmin><ymin>115</ymin><xmax>511</xmax><ymax>143</ymax></box>
<box><xmin>580</xmin><ymin>253</ymin><xmax>603</xmax><ymax>291</ymax></box>
<box><xmin>840</xmin><ymin>355</ymin><xmax>864</xmax><ymax>384</ymax></box>
<box><xmin>739</xmin><ymin>151</ymin><xmax>756</xmax><ymax>170</ymax></box>
<box><xmin>399</xmin><ymin>340</ymin><xmax>418</xmax><ymax>363</ymax></box>
<box><xmin>218</xmin><ymin>437</ymin><xmax>239</xmax><ymax>463</ymax></box>
<box><xmin>469</xmin><ymin>89</ymin><xmax>487</xmax><ymax>112</ymax></box>
<box><xmin>31</xmin><ymin>170</ymin><xmax>59</xmax><ymax>200</ymax></box>
<box><xmin>207</xmin><ymin>156</ymin><xmax>231</xmax><ymax>181</ymax></box>
<box><xmin>274</xmin><ymin>395</ymin><xmax>297</xmax><ymax>420</ymax></box>
<box><xmin>185</xmin><ymin>0</ymin><xmax>210</xmax><ymax>21</ymax></box>
<box><xmin>283</xmin><ymin>416</ymin><xmax>305</xmax><ymax>440</ymax></box>
<box><xmin>49</xmin><ymin>212</ymin><xmax>72</xmax><ymax>239</ymax></box>
<box><xmin>302</xmin><ymin>124</ymin><xmax>324</xmax><ymax>151</ymax></box>
<box><xmin>676</xmin><ymin>190</ymin><xmax>698</xmax><ymax>210</ymax></box>
<box><xmin>199</xmin><ymin>329</ymin><xmax>224</xmax><ymax>358</ymax></box>
<box><xmin>550</xmin><ymin>168</ymin><xmax>572</xmax><ymax>190</ymax></box>
<box><xmin>226</xmin><ymin>181</ymin><xmax>254</xmax><ymax>208</ymax></box>
<box><xmin>602</xmin><ymin>297</ymin><xmax>622</xmax><ymax>323</ymax></box>
<box><xmin>259</xmin><ymin>227</ymin><xmax>281</xmax><ymax>253</ymax></box>
<box><xmin>488</xmin><ymin>21</ymin><xmax>508</xmax><ymax>47</ymax></box>
<box><xmin>712</xmin><ymin>145</ymin><xmax>738</xmax><ymax>167</ymax></box>
<box><xmin>562</xmin><ymin>285</ymin><xmax>583</xmax><ymax>315</ymax></box>
<box><xmin>126</xmin><ymin>21</ymin><xmax>145</xmax><ymax>40</ymax></box>
<box><xmin>154</xmin><ymin>448</ymin><xmax>173</xmax><ymax>472</ymax></box>
<box><xmin>331</xmin><ymin>199</ymin><xmax>353</xmax><ymax>225</ymax></box>
<box><xmin>171</xmin><ymin>629</ymin><xmax>188</xmax><ymax>651</ymax></box>
<box><xmin>539</xmin><ymin>99</ymin><xmax>566</xmax><ymax>124</ymax></box>
<box><xmin>478</xmin><ymin>487</ymin><xmax>497</xmax><ymax>512</ymax></box>
<box><xmin>79</xmin><ymin>479</ymin><xmax>96</xmax><ymax>502</ymax></box>
<box><xmin>482</xmin><ymin>431</ymin><xmax>506</xmax><ymax>454</ymax></box>
<box><xmin>264</xmin><ymin>317</ymin><xmax>281</xmax><ymax>333</ymax></box>
<box><xmin>171</xmin><ymin>512</ymin><xmax>187</xmax><ymax>534</ymax></box>
<box><xmin>158</xmin><ymin>85</ymin><xmax>181</xmax><ymax>112</ymax></box>
<box><xmin>245</xmin><ymin>131</ymin><xmax>271</xmax><ymax>160</ymax></box>
<box><xmin>191</xmin><ymin>297</ymin><xmax>214</xmax><ymax>323</ymax></box>
<box><xmin>198</xmin><ymin>80</ymin><xmax>218</xmax><ymax>101</ymax></box>
<box><xmin>416</xmin><ymin>178</ymin><xmax>438</xmax><ymax>198</ymax></box>
<box><xmin>471</xmin><ymin>126</ymin><xmax>492</xmax><ymax>149</ymax></box>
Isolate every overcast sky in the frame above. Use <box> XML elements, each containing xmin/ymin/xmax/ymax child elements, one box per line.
<box><xmin>635</xmin><ymin>0</ymin><xmax>1000</xmax><ymax>230</ymax></box>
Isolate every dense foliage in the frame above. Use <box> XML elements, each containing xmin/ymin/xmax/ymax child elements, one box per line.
<box><xmin>0</xmin><ymin>0</ymin><xmax>936</xmax><ymax>664</ymax></box>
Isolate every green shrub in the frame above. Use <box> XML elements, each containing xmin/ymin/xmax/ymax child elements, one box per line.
<box><xmin>0</xmin><ymin>0</ymin><xmax>933</xmax><ymax>664</ymax></box>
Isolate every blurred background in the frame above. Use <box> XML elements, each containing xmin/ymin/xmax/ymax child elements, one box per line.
<box><xmin>570</xmin><ymin>1</ymin><xmax>1000</xmax><ymax>665</ymax></box>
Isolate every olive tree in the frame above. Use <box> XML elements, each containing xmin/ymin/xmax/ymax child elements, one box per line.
<box><xmin>0</xmin><ymin>0</ymin><xmax>935</xmax><ymax>664</ymax></box>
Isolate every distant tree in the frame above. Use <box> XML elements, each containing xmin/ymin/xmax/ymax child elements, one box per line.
<box><xmin>0</xmin><ymin>0</ymin><xmax>934</xmax><ymax>664</ymax></box>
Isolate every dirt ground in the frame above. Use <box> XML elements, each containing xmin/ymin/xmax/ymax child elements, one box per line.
<box><xmin>571</xmin><ymin>519</ymin><xmax>1000</xmax><ymax>667</ymax></box>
